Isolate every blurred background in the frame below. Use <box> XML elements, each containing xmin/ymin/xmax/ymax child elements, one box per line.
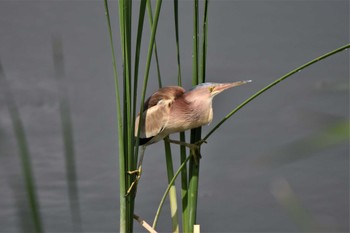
<box><xmin>0</xmin><ymin>0</ymin><xmax>348</xmax><ymax>232</ymax></box>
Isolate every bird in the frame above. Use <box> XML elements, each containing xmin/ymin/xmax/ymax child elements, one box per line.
<box><xmin>126</xmin><ymin>80</ymin><xmax>251</xmax><ymax>195</ymax></box>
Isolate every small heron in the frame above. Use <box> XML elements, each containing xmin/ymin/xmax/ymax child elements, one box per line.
<box><xmin>127</xmin><ymin>80</ymin><xmax>251</xmax><ymax>194</ymax></box>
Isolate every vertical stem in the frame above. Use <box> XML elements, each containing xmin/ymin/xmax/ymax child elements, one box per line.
<box><xmin>133</xmin><ymin>0</ymin><xmax>147</xmax><ymax>147</ymax></box>
<box><xmin>173</xmin><ymin>0</ymin><xmax>188</xmax><ymax>231</ymax></box>
<box><xmin>164</xmin><ymin>138</ymin><xmax>179</xmax><ymax>233</ymax></box>
<box><xmin>147</xmin><ymin>0</ymin><xmax>163</xmax><ymax>89</ymax></box>
<box><xmin>188</xmin><ymin>0</ymin><xmax>201</xmax><ymax>232</ymax></box>
<box><xmin>192</xmin><ymin>0</ymin><xmax>199</xmax><ymax>86</ymax></box>
<box><xmin>179</xmin><ymin>132</ymin><xmax>188</xmax><ymax>232</ymax></box>
<box><xmin>104</xmin><ymin>1</ymin><xmax>127</xmax><ymax>231</ymax></box>
<box><xmin>123</xmin><ymin>2</ymin><xmax>135</xmax><ymax>230</ymax></box>
<box><xmin>199</xmin><ymin>0</ymin><xmax>209</xmax><ymax>84</ymax></box>
<box><xmin>188</xmin><ymin>1</ymin><xmax>209</xmax><ymax>232</ymax></box>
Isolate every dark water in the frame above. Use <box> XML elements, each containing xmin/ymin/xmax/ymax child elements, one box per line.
<box><xmin>0</xmin><ymin>1</ymin><xmax>348</xmax><ymax>232</ymax></box>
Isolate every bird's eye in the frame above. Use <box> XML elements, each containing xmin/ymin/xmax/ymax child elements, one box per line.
<box><xmin>209</xmin><ymin>86</ymin><xmax>214</xmax><ymax>92</ymax></box>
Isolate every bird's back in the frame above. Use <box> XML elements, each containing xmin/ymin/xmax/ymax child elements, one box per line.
<box><xmin>135</xmin><ymin>86</ymin><xmax>185</xmax><ymax>145</ymax></box>
<box><xmin>143</xmin><ymin>86</ymin><xmax>185</xmax><ymax>110</ymax></box>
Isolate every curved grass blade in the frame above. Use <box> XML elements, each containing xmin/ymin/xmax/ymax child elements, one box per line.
<box><xmin>0</xmin><ymin>62</ymin><xmax>43</xmax><ymax>233</ymax></box>
<box><xmin>153</xmin><ymin>154</ymin><xmax>192</xmax><ymax>229</ymax></box>
<box><xmin>203</xmin><ymin>43</ymin><xmax>350</xmax><ymax>142</ymax></box>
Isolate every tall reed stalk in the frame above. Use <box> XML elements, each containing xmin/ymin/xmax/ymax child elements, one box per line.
<box><xmin>188</xmin><ymin>0</ymin><xmax>209</xmax><ymax>231</ymax></box>
<box><xmin>104</xmin><ymin>0</ymin><xmax>163</xmax><ymax>231</ymax></box>
<box><xmin>173</xmin><ymin>0</ymin><xmax>189</xmax><ymax>231</ymax></box>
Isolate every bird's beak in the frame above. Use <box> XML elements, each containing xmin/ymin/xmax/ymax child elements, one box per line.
<box><xmin>212</xmin><ymin>80</ymin><xmax>252</xmax><ymax>95</ymax></box>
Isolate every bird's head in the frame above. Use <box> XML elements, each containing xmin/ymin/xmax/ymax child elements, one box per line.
<box><xmin>193</xmin><ymin>80</ymin><xmax>252</xmax><ymax>98</ymax></box>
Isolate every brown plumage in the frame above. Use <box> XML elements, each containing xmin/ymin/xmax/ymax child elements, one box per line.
<box><xmin>127</xmin><ymin>80</ymin><xmax>251</xmax><ymax>195</ymax></box>
<box><xmin>135</xmin><ymin>80</ymin><xmax>251</xmax><ymax>146</ymax></box>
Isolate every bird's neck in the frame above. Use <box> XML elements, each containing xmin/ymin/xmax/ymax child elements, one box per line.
<box><xmin>183</xmin><ymin>93</ymin><xmax>214</xmax><ymax>125</ymax></box>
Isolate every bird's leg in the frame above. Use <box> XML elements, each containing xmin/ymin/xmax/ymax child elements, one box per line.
<box><xmin>166</xmin><ymin>138</ymin><xmax>207</xmax><ymax>149</ymax></box>
<box><xmin>126</xmin><ymin>146</ymin><xmax>146</xmax><ymax>196</ymax></box>
<box><xmin>166</xmin><ymin>138</ymin><xmax>207</xmax><ymax>151</ymax></box>
<box><xmin>165</xmin><ymin>138</ymin><xmax>207</xmax><ymax>164</ymax></box>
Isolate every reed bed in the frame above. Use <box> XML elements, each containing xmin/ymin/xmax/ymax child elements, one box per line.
<box><xmin>103</xmin><ymin>0</ymin><xmax>349</xmax><ymax>232</ymax></box>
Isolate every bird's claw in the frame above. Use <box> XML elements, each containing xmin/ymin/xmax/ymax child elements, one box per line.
<box><xmin>125</xmin><ymin>166</ymin><xmax>142</xmax><ymax>196</ymax></box>
<box><xmin>188</xmin><ymin>144</ymin><xmax>202</xmax><ymax>166</ymax></box>
<box><xmin>127</xmin><ymin>169</ymin><xmax>140</xmax><ymax>176</ymax></box>
<box><xmin>194</xmin><ymin>139</ymin><xmax>207</xmax><ymax>146</ymax></box>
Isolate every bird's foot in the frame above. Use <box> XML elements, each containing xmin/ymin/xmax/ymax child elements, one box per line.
<box><xmin>194</xmin><ymin>139</ymin><xmax>207</xmax><ymax>146</ymax></box>
<box><xmin>188</xmin><ymin>145</ymin><xmax>201</xmax><ymax>166</ymax></box>
<box><xmin>125</xmin><ymin>166</ymin><xmax>142</xmax><ymax>196</ymax></box>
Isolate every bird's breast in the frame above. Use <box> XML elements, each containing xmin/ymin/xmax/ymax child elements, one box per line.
<box><xmin>166</xmin><ymin>101</ymin><xmax>213</xmax><ymax>134</ymax></box>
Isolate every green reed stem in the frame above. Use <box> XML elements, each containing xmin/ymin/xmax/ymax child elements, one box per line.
<box><xmin>103</xmin><ymin>1</ymin><xmax>127</xmax><ymax>232</ymax></box>
<box><xmin>188</xmin><ymin>1</ymin><xmax>209</xmax><ymax>232</ymax></box>
<box><xmin>121</xmin><ymin>0</ymin><xmax>136</xmax><ymax>230</ymax></box>
<box><xmin>0</xmin><ymin>62</ymin><xmax>43</xmax><ymax>233</ymax></box>
<box><xmin>164</xmin><ymin>138</ymin><xmax>180</xmax><ymax>233</ymax></box>
<box><xmin>147</xmin><ymin>0</ymin><xmax>163</xmax><ymax>88</ymax></box>
<box><xmin>132</xmin><ymin>0</ymin><xmax>147</xmax><ymax>151</ymax></box>
<box><xmin>173</xmin><ymin>0</ymin><xmax>188</xmax><ymax>231</ymax></box>
<box><xmin>203</xmin><ymin>43</ymin><xmax>350</xmax><ymax>142</ymax></box>
<box><xmin>188</xmin><ymin>0</ymin><xmax>202</xmax><ymax>232</ymax></box>
<box><xmin>199</xmin><ymin>0</ymin><xmax>209</xmax><ymax>84</ymax></box>
<box><xmin>179</xmin><ymin>131</ymin><xmax>188</xmax><ymax>232</ymax></box>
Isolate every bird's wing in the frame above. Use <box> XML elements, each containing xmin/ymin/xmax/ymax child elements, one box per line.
<box><xmin>135</xmin><ymin>86</ymin><xmax>185</xmax><ymax>139</ymax></box>
<box><xmin>137</xmin><ymin>99</ymin><xmax>172</xmax><ymax>138</ymax></box>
